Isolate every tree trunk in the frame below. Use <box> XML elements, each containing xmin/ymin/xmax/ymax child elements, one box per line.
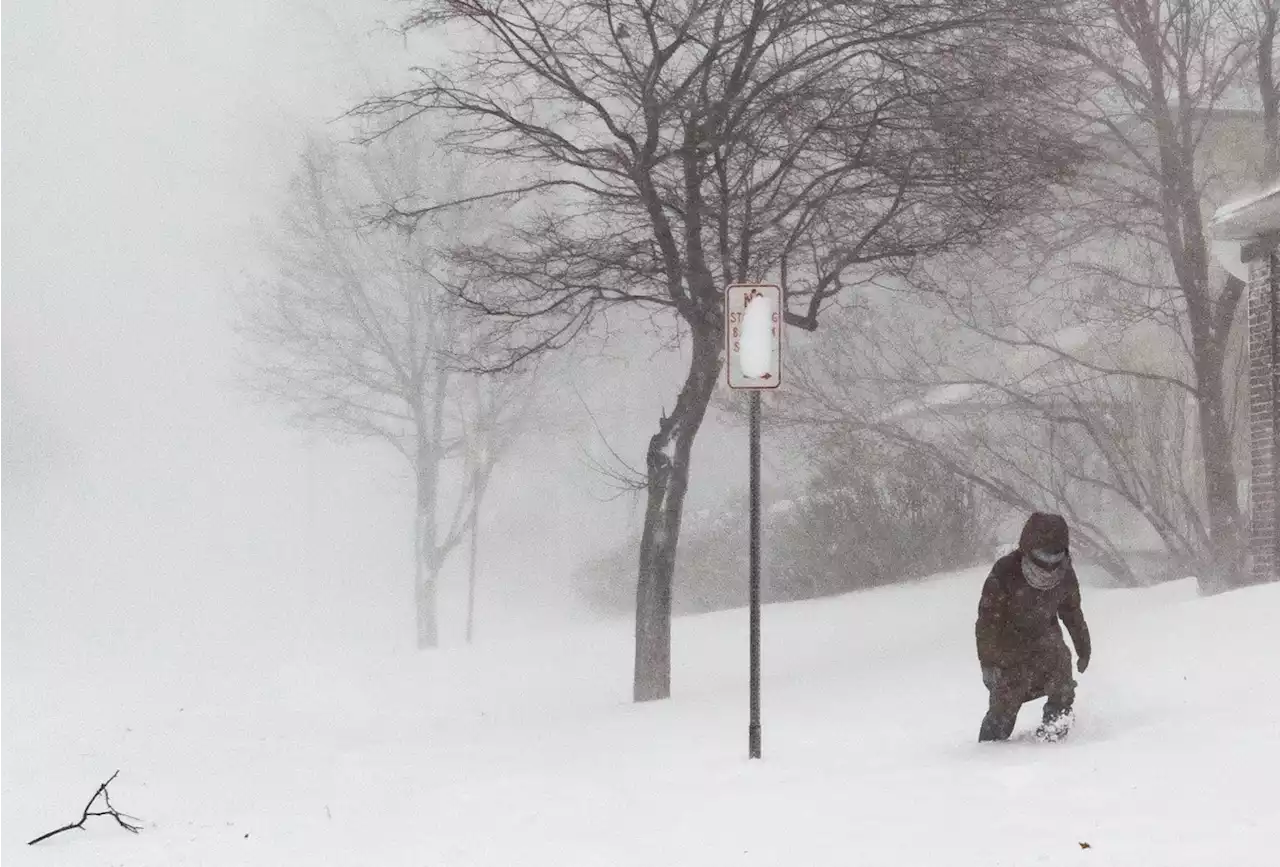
<box><xmin>633</xmin><ymin>325</ymin><xmax>723</xmax><ymax>702</ymax></box>
<box><xmin>465</xmin><ymin>462</ymin><xmax>481</xmax><ymax>644</ymax></box>
<box><xmin>1180</xmin><ymin>202</ymin><xmax>1244</xmax><ymax>592</ymax></box>
<box><xmin>1260</xmin><ymin>1</ymin><xmax>1279</xmax><ymax>178</ymax></box>
<box><xmin>414</xmin><ymin>479</ymin><xmax>441</xmax><ymax>649</ymax></box>
<box><xmin>1194</xmin><ymin>359</ymin><xmax>1246</xmax><ymax>593</ymax></box>
<box><xmin>1160</xmin><ymin>120</ymin><xmax>1245</xmax><ymax>592</ymax></box>
<box><xmin>414</xmin><ymin>366</ymin><xmax>451</xmax><ymax>649</ymax></box>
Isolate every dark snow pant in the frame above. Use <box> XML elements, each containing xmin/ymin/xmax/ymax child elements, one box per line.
<box><xmin>979</xmin><ymin>638</ymin><xmax>1076</xmax><ymax>742</ymax></box>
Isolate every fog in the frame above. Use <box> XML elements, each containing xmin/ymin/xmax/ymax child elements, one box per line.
<box><xmin>5</xmin><ymin>3</ymin><xmax>1276</xmax><ymax>863</ymax></box>
<box><xmin>1</xmin><ymin>0</ymin><xmax>753</xmax><ymax>676</ymax></box>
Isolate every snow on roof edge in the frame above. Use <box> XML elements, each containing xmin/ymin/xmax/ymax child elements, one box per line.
<box><xmin>1211</xmin><ymin>179</ymin><xmax>1280</xmax><ymax>226</ymax></box>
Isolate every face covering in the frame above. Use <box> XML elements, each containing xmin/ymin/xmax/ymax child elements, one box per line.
<box><xmin>1023</xmin><ymin>548</ymin><xmax>1068</xmax><ymax>590</ymax></box>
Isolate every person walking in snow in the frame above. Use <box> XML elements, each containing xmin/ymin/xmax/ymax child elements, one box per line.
<box><xmin>975</xmin><ymin>512</ymin><xmax>1091</xmax><ymax>742</ymax></box>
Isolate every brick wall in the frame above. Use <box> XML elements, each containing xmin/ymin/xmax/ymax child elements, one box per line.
<box><xmin>1248</xmin><ymin>247</ymin><xmax>1279</xmax><ymax>584</ymax></box>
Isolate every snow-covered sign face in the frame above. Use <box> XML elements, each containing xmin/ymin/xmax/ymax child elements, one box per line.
<box><xmin>739</xmin><ymin>292</ymin><xmax>774</xmax><ymax>379</ymax></box>
<box><xmin>725</xmin><ymin>283</ymin><xmax>782</xmax><ymax>389</ymax></box>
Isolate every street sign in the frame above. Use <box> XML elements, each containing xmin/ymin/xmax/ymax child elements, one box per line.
<box><xmin>726</xmin><ymin>283</ymin><xmax>782</xmax><ymax>389</ymax></box>
<box><xmin>725</xmin><ymin>283</ymin><xmax>782</xmax><ymax>759</ymax></box>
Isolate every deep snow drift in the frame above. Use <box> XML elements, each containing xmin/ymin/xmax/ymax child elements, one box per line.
<box><xmin>4</xmin><ymin>567</ymin><xmax>1277</xmax><ymax>866</ymax></box>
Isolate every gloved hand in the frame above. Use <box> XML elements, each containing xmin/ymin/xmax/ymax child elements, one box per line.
<box><xmin>1077</xmin><ymin>650</ymin><xmax>1090</xmax><ymax>673</ymax></box>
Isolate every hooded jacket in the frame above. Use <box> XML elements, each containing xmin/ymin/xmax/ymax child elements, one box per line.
<box><xmin>975</xmin><ymin>513</ymin><xmax>1091</xmax><ymax>670</ymax></box>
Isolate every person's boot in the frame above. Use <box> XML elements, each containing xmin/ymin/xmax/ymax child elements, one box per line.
<box><xmin>1035</xmin><ymin>705</ymin><xmax>1075</xmax><ymax>742</ymax></box>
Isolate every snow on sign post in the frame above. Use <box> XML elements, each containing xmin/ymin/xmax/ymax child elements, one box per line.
<box><xmin>725</xmin><ymin>282</ymin><xmax>782</xmax><ymax>761</ymax></box>
<box><xmin>726</xmin><ymin>284</ymin><xmax>782</xmax><ymax>389</ymax></box>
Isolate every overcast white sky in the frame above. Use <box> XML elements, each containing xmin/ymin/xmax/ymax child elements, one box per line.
<box><xmin>3</xmin><ymin>0</ymin><xmax>768</xmax><ymax>676</ymax></box>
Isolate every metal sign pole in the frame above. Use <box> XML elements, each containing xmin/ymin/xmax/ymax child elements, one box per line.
<box><xmin>725</xmin><ymin>281</ymin><xmax>780</xmax><ymax>762</ymax></box>
<box><xmin>748</xmin><ymin>389</ymin><xmax>762</xmax><ymax>759</ymax></box>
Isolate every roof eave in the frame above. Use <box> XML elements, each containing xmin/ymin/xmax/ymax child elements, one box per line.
<box><xmin>1211</xmin><ymin>184</ymin><xmax>1280</xmax><ymax>239</ymax></box>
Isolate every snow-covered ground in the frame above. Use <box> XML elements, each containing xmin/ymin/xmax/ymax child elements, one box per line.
<box><xmin>4</xmin><ymin>568</ymin><xmax>1277</xmax><ymax>866</ymax></box>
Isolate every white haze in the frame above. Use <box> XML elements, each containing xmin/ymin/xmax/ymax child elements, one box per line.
<box><xmin>1</xmin><ymin>0</ymin><xmax>761</xmax><ymax>690</ymax></box>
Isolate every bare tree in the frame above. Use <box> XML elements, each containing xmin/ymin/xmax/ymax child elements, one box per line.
<box><xmin>236</xmin><ymin>134</ymin><xmax>535</xmax><ymax>648</ymax></box>
<box><xmin>785</xmin><ymin>0</ymin><xmax>1278</xmax><ymax>587</ymax></box>
<box><xmin>1012</xmin><ymin>0</ymin><xmax>1274</xmax><ymax>588</ymax></box>
<box><xmin>1255</xmin><ymin>0</ymin><xmax>1280</xmax><ymax>173</ymax></box>
<box><xmin>459</xmin><ymin>369</ymin><xmax>537</xmax><ymax>642</ymax></box>
<box><xmin>784</xmin><ymin>263</ymin><xmax>1217</xmax><ymax>586</ymax></box>
<box><xmin>1229</xmin><ymin>0</ymin><xmax>1280</xmax><ymax>175</ymax></box>
<box><xmin>348</xmin><ymin>0</ymin><xmax>1088</xmax><ymax>699</ymax></box>
<box><xmin>792</xmin><ymin>1</ymin><xmax>1270</xmax><ymax>589</ymax></box>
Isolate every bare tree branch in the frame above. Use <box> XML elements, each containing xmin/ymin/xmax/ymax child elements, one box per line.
<box><xmin>29</xmin><ymin>771</ymin><xmax>142</xmax><ymax>846</ymax></box>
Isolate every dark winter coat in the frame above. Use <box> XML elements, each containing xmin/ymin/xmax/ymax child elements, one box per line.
<box><xmin>975</xmin><ymin>514</ymin><xmax>1091</xmax><ymax>672</ymax></box>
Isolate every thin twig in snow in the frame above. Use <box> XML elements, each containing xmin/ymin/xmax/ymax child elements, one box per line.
<box><xmin>28</xmin><ymin>770</ymin><xmax>143</xmax><ymax>846</ymax></box>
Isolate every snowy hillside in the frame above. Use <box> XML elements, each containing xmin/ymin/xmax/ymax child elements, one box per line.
<box><xmin>4</xmin><ymin>568</ymin><xmax>1277</xmax><ymax>866</ymax></box>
